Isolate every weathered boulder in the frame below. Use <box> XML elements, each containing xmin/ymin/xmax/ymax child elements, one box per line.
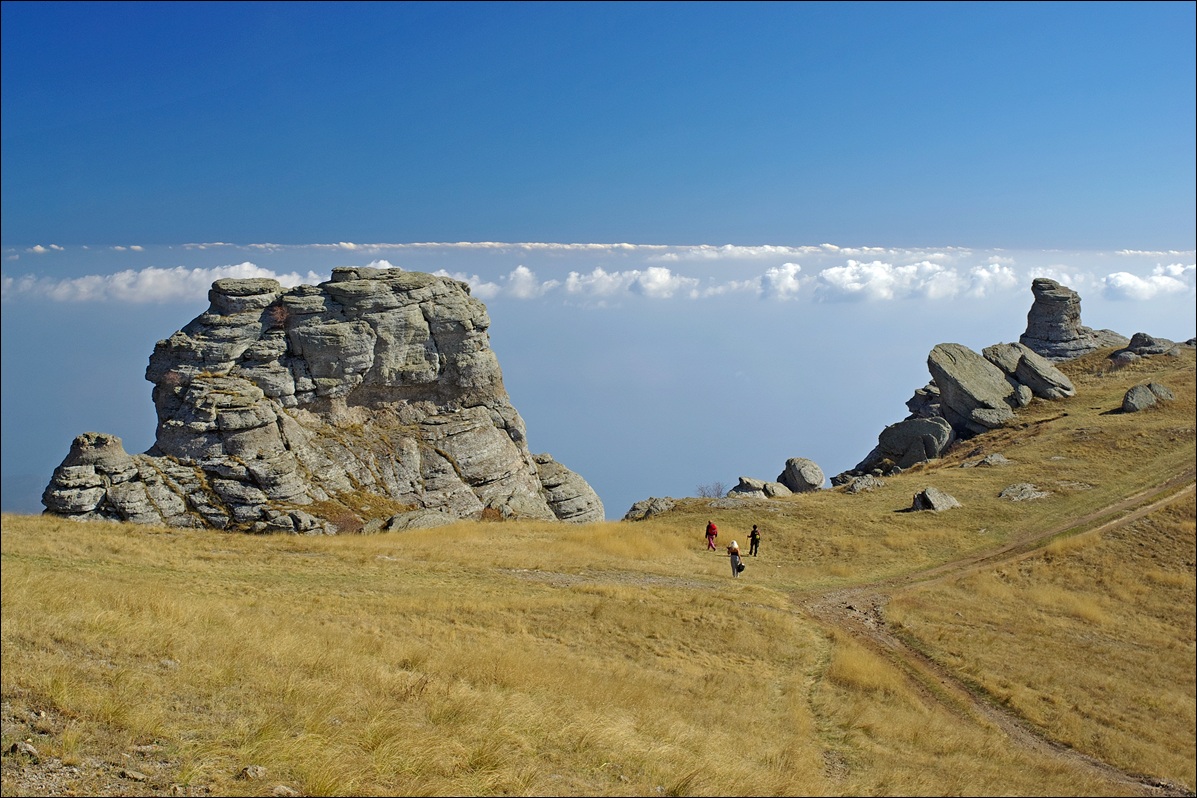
<box><xmin>853</xmin><ymin>416</ymin><xmax>956</xmax><ymax>474</ymax></box>
<box><xmin>1018</xmin><ymin>278</ymin><xmax>1128</xmax><ymax>361</ymax></box>
<box><xmin>776</xmin><ymin>458</ymin><xmax>825</xmax><ymax>493</ymax></box>
<box><xmin>1108</xmin><ymin>350</ymin><xmax>1141</xmax><ymax>370</ymax></box>
<box><xmin>982</xmin><ymin>342</ymin><xmax>1076</xmax><ymax>400</ymax></box>
<box><xmin>1115</xmin><ymin>332</ymin><xmax>1183</xmax><ymax>358</ymax></box>
<box><xmin>843</xmin><ymin>475</ymin><xmax>886</xmax><ymax>494</ymax></box>
<box><xmin>622</xmin><ymin>497</ymin><xmax>676</xmax><ymax>521</ymax></box>
<box><xmin>43</xmin><ymin>268</ymin><xmax>604</xmax><ymax>531</ymax></box>
<box><xmin>999</xmin><ymin>483</ymin><xmax>1051</xmax><ymax>502</ymax></box>
<box><xmin>1122</xmin><ymin>382</ymin><xmax>1175</xmax><ymax>413</ymax></box>
<box><xmin>727</xmin><ymin>476</ymin><xmax>792</xmax><ymax>499</ymax></box>
<box><xmin>927</xmin><ymin>343</ymin><xmax>1018</xmax><ymax>436</ymax></box>
<box><xmin>909</xmin><ymin>486</ymin><xmax>961</xmax><ymax>512</ymax></box>
<box><xmin>961</xmin><ymin>453</ymin><xmax>1012</xmax><ymax>468</ymax></box>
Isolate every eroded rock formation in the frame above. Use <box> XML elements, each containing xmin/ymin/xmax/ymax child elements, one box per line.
<box><xmin>1019</xmin><ymin>277</ymin><xmax>1128</xmax><ymax>360</ymax></box>
<box><xmin>43</xmin><ymin>268</ymin><xmax>603</xmax><ymax>532</ymax></box>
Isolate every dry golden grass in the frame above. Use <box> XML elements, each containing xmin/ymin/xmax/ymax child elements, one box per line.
<box><xmin>2</xmin><ymin>346</ymin><xmax>1194</xmax><ymax>796</ymax></box>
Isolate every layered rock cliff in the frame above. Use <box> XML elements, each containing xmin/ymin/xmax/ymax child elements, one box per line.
<box><xmin>42</xmin><ymin>267</ymin><xmax>604</xmax><ymax>532</ymax></box>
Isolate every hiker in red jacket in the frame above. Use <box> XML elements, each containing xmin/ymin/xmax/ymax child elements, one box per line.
<box><xmin>705</xmin><ymin>520</ymin><xmax>718</xmax><ymax>551</ymax></box>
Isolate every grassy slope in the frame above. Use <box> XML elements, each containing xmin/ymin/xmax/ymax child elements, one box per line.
<box><xmin>1</xmin><ymin>347</ymin><xmax>1193</xmax><ymax>797</ymax></box>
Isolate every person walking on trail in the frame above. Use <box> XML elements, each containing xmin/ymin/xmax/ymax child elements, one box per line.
<box><xmin>748</xmin><ymin>524</ymin><xmax>761</xmax><ymax>557</ymax></box>
<box><xmin>727</xmin><ymin>540</ymin><xmax>743</xmax><ymax>578</ymax></box>
<box><xmin>705</xmin><ymin>520</ymin><xmax>718</xmax><ymax>551</ymax></box>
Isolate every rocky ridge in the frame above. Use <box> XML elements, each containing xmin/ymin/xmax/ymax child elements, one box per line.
<box><xmin>42</xmin><ymin>267</ymin><xmax>603</xmax><ymax>532</ymax></box>
<box><xmin>622</xmin><ymin>278</ymin><xmax>1192</xmax><ymax>516</ymax></box>
<box><xmin>835</xmin><ymin>280</ymin><xmax>1190</xmax><ymax>485</ymax></box>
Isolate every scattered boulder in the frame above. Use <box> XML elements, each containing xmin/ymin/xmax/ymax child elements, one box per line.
<box><xmin>42</xmin><ymin>269</ymin><xmax>603</xmax><ymax>532</ymax></box>
<box><xmin>999</xmin><ymin>483</ymin><xmax>1051</xmax><ymax>501</ymax></box>
<box><xmin>727</xmin><ymin>476</ymin><xmax>791</xmax><ymax>499</ymax></box>
<box><xmin>1108</xmin><ymin>350</ymin><xmax>1141</xmax><ymax>370</ymax></box>
<box><xmin>1122</xmin><ymin>382</ymin><xmax>1175</xmax><ymax>413</ymax></box>
<box><xmin>961</xmin><ymin>453</ymin><xmax>1011</xmax><ymax>468</ymax></box>
<box><xmin>728</xmin><ymin>476</ymin><xmax>767</xmax><ymax>498</ymax></box>
<box><xmin>909</xmin><ymin>487</ymin><xmax>961</xmax><ymax>512</ymax></box>
<box><xmin>762</xmin><ymin>481</ymin><xmax>793</xmax><ymax>498</ymax></box>
<box><xmin>776</xmin><ymin>458</ymin><xmax>825</xmax><ymax>493</ymax></box>
<box><xmin>872</xmin><ymin>416</ymin><xmax>955</xmax><ymax>472</ymax></box>
<box><xmin>622</xmin><ymin>497</ymin><xmax>676</xmax><ymax>521</ymax></box>
<box><xmin>844</xmin><ymin>475</ymin><xmax>886</xmax><ymax>494</ymax></box>
<box><xmin>1018</xmin><ymin>278</ymin><xmax>1129</xmax><ymax>361</ymax></box>
<box><xmin>1122</xmin><ymin>332</ymin><xmax>1181</xmax><ymax>357</ymax></box>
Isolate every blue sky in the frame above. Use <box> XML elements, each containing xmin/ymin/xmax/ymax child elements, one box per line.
<box><xmin>2</xmin><ymin>1</ymin><xmax>1194</xmax><ymax>520</ymax></box>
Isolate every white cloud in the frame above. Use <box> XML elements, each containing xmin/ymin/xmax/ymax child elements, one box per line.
<box><xmin>26</xmin><ymin>244</ymin><xmax>64</xmax><ymax>254</ymax></box>
<box><xmin>1154</xmin><ymin>262</ymin><xmax>1196</xmax><ymax>280</ymax></box>
<box><xmin>761</xmin><ymin>262</ymin><xmax>803</xmax><ymax>300</ymax></box>
<box><xmin>504</xmin><ymin>265</ymin><xmax>560</xmax><ymax>299</ymax></box>
<box><xmin>1116</xmin><ymin>249</ymin><xmax>1196</xmax><ymax>257</ymax></box>
<box><xmin>813</xmin><ymin>260</ymin><xmax>964</xmax><ymax>301</ymax></box>
<box><xmin>0</xmin><ymin>263</ymin><xmax>327</xmax><ymax>303</ymax></box>
<box><xmin>227</xmin><ymin>241</ymin><xmax>673</xmax><ymax>257</ymax></box>
<box><xmin>1025</xmin><ymin>265</ymin><xmax>1096</xmax><ymax>292</ymax></box>
<box><xmin>699</xmin><ymin>277</ymin><xmax>762</xmax><ymax>297</ymax></box>
<box><xmin>649</xmin><ymin>244</ymin><xmax>818</xmax><ymax>262</ymax></box>
<box><xmin>4</xmin><ymin>244</ymin><xmax>1191</xmax><ymax>314</ymax></box>
<box><xmin>427</xmin><ymin>269</ymin><xmax>502</xmax><ymax>298</ymax></box>
<box><xmin>556</xmin><ymin>266</ymin><xmax>699</xmax><ymax>299</ymax></box>
<box><xmin>629</xmin><ymin>266</ymin><xmax>699</xmax><ymax>299</ymax></box>
<box><xmin>964</xmin><ymin>263</ymin><xmax>1021</xmax><ymax>298</ymax></box>
<box><xmin>564</xmin><ymin>267</ymin><xmax>637</xmax><ymax>297</ymax></box>
<box><xmin>1101</xmin><ymin>270</ymin><xmax>1191</xmax><ymax>300</ymax></box>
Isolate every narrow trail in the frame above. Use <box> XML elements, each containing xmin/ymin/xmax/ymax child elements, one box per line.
<box><xmin>791</xmin><ymin>467</ymin><xmax>1197</xmax><ymax>797</ymax></box>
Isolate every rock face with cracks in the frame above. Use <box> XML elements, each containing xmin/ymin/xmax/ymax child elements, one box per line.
<box><xmin>42</xmin><ymin>267</ymin><xmax>604</xmax><ymax>532</ymax></box>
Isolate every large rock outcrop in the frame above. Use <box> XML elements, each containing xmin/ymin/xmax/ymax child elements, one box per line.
<box><xmin>927</xmin><ymin>342</ymin><xmax>1022</xmax><ymax>436</ymax></box>
<box><xmin>836</xmin><ymin>279</ymin><xmax>1107</xmax><ymax>484</ymax></box>
<box><xmin>1019</xmin><ymin>277</ymin><xmax>1128</xmax><ymax>361</ymax></box>
<box><xmin>42</xmin><ymin>268</ymin><xmax>604</xmax><ymax>532</ymax></box>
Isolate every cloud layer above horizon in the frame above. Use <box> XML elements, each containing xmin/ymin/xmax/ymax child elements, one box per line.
<box><xmin>3</xmin><ymin>241</ymin><xmax>1194</xmax><ymax>307</ymax></box>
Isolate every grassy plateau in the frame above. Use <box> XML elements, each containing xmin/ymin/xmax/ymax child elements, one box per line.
<box><xmin>2</xmin><ymin>346</ymin><xmax>1194</xmax><ymax>797</ymax></box>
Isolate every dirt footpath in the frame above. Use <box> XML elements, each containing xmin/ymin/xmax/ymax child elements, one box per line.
<box><xmin>793</xmin><ymin>470</ymin><xmax>1197</xmax><ymax>798</ymax></box>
